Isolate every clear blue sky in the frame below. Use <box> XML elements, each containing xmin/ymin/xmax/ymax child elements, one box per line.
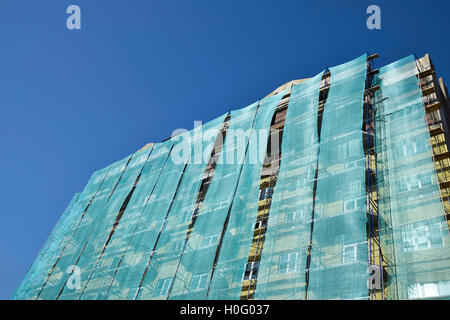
<box><xmin>1</xmin><ymin>0</ymin><xmax>449</xmax><ymax>299</ymax></box>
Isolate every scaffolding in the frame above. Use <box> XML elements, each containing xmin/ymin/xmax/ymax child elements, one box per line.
<box><xmin>364</xmin><ymin>54</ymin><xmax>384</xmax><ymax>300</ymax></box>
<box><xmin>12</xmin><ymin>53</ymin><xmax>450</xmax><ymax>301</ymax></box>
<box><xmin>374</xmin><ymin>54</ymin><xmax>450</xmax><ymax>300</ymax></box>
<box><xmin>240</xmin><ymin>93</ymin><xmax>289</xmax><ymax>300</ymax></box>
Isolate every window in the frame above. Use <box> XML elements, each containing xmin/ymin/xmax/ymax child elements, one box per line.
<box><xmin>345</xmin><ymin>161</ymin><xmax>357</xmax><ymax>170</ymax></box>
<box><xmin>255</xmin><ymin>218</ymin><xmax>268</xmax><ymax>230</ymax></box>
<box><xmin>171</xmin><ymin>240</ymin><xmax>184</xmax><ymax>252</ymax></box>
<box><xmin>402</xmin><ymin>145</ymin><xmax>408</xmax><ymax>157</ymax></box>
<box><xmin>285</xmin><ymin>210</ymin><xmax>303</xmax><ymax>222</ymax></box>
<box><xmin>343</xmin><ymin>243</ymin><xmax>358</xmax><ymax>263</ymax></box>
<box><xmin>201</xmin><ymin>234</ymin><xmax>219</xmax><ymax>248</ymax></box>
<box><xmin>154</xmin><ymin>278</ymin><xmax>172</xmax><ymax>297</ymax></box>
<box><xmin>290</xmin><ymin>178</ymin><xmax>306</xmax><ymax>191</ymax></box>
<box><xmin>259</xmin><ymin>187</ymin><xmax>274</xmax><ymax>200</ymax></box>
<box><xmin>407</xmin><ymin>281</ymin><xmax>450</xmax><ymax>299</ymax></box>
<box><xmin>398</xmin><ymin>173</ymin><xmax>434</xmax><ymax>194</ymax></box>
<box><xmin>396</xmin><ymin>178</ymin><xmax>409</xmax><ymax>193</ymax></box>
<box><xmin>244</xmin><ymin>261</ymin><xmax>259</xmax><ymax>280</ymax></box>
<box><xmin>279</xmin><ymin>251</ymin><xmax>298</xmax><ymax>274</ymax></box>
<box><xmin>342</xmin><ymin>241</ymin><xmax>367</xmax><ymax>263</ymax></box>
<box><xmin>402</xmin><ymin>222</ymin><xmax>444</xmax><ymax>252</ymax></box>
<box><xmin>348</xmin><ymin>138</ymin><xmax>361</xmax><ymax>157</ymax></box>
<box><xmin>439</xmin><ymin>281</ymin><xmax>450</xmax><ymax>297</ymax></box>
<box><xmin>190</xmin><ymin>273</ymin><xmax>208</xmax><ymax>291</ymax></box>
<box><xmin>344</xmin><ymin>199</ymin><xmax>357</xmax><ymax>212</ymax></box>
<box><xmin>419</xmin><ymin>173</ymin><xmax>433</xmax><ymax>188</ymax></box>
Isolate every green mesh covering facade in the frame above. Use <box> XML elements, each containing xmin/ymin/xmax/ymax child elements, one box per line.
<box><xmin>13</xmin><ymin>54</ymin><xmax>450</xmax><ymax>300</ymax></box>
<box><xmin>375</xmin><ymin>55</ymin><xmax>450</xmax><ymax>300</ymax></box>
<box><xmin>307</xmin><ymin>54</ymin><xmax>369</xmax><ymax>300</ymax></box>
<box><xmin>254</xmin><ymin>71</ymin><xmax>324</xmax><ymax>299</ymax></box>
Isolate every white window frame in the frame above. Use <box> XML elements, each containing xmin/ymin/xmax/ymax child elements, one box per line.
<box><xmin>190</xmin><ymin>273</ymin><xmax>208</xmax><ymax>291</ymax></box>
<box><xmin>285</xmin><ymin>209</ymin><xmax>304</xmax><ymax>222</ymax></box>
<box><xmin>342</xmin><ymin>241</ymin><xmax>366</xmax><ymax>264</ymax></box>
<box><xmin>201</xmin><ymin>234</ymin><xmax>219</xmax><ymax>248</ymax></box>
<box><xmin>345</xmin><ymin>160</ymin><xmax>357</xmax><ymax>170</ymax></box>
<box><xmin>402</xmin><ymin>222</ymin><xmax>444</xmax><ymax>252</ymax></box>
<box><xmin>171</xmin><ymin>239</ymin><xmax>184</xmax><ymax>252</ymax></box>
<box><xmin>342</xmin><ymin>243</ymin><xmax>358</xmax><ymax>263</ymax></box>
<box><xmin>279</xmin><ymin>251</ymin><xmax>298</xmax><ymax>274</ymax></box>
<box><xmin>344</xmin><ymin>199</ymin><xmax>357</xmax><ymax>212</ymax></box>
<box><xmin>154</xmin><ymin>278</ymin><xmax>172</xmax><ymax>297</ymax></box>
<box><xmin>408</xmin><ymin>282</ymin><xmax>440</xmax><ymax>299</ymax></box>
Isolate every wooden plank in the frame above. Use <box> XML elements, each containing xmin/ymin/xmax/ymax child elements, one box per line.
<box><xmin>426</xmin><ymin>101</ymin><xmax>441</xmax><ymax>113</ymax></box>
<box><xmin>435</xmin><ymin>151</ymin><xmax>450</xmax><ymax>162</ymax></box>
<box><xmin>419</xmin><ymin>69</ymin><xmax>435</xmax><ymax>78</ymax></box>
<box><xmin>440</xmin><ymin>180</ymin><xmax>450</xmax><ymax>190</ymax></box>
<box><xmin>422</xmin><ymin>85</ymin><xmax>436</xmax><ymax>96</ymax></box>
<box><xmin>429</xmin><ymin>127</ymin><xmax>444</xmax><ymax>137</ymax></box>
<box><xmin>365</xmin><ymin>84</ymin><xmax>380</xmax><ymax>94</ymax></box>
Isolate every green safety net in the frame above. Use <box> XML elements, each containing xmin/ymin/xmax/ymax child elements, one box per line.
<box><xmin>14</xmin><ymin>164</ymin><xmax>113</xmax><ymax>300</ymax></box>
<box><xmin>135</xmin><ymin>114</ymin><xmax>227</xmax><ymax>299</ymax></box>
<box><xmin>165</xmin><ymin>93</ymin><xmax>284</xmax><ymax>300</ymax></box>
<box><xmin>12</xmin><ymin>192</ymin><xmax>80</xmax><ymax>300</ymax></box>
<box><xmin>37</xmin><ymin>153</ymin><xmax>137</xmax><ymax>299</ymax></box>
<box><xmin>15</xmin><ymin>54</ymin><xmax>450</xmax><ymax>301</ymax></box>
<box><xmin>57</xmin><ymin>147</ymin><xmax>154</xmax><ymax>300</ymax></box>
<box><xmin>254</xmin><ymin>73</ymin><xmax>323</xmax><ymax>299</ymax></box>
<box><xmin>375</xmin><ymin>55</ymin><xmax>450</xmax><ymax>299</ymax></box>
<box><xmin>167</xmin><ymin>102</ymin><xmax>260</xmax><ymax>300</ymax></box>
<box><xmin>206</xmin><ymin>93</ymin><xmax>284</xmax><ymax>300</ymax></box>
<box><xmin>78</xmin><ymin>141</ymin><xmax>175</xmax><ymax>299</ymax></box>
<box><xmin>307</xmin><ymin>54</ymin><xmax>369</xmax><ymax>300</ymax></box>
<box><xmin>101</xmin><ymin>117</ymin><xmax>226</xmax><ymax>300</ymax></box>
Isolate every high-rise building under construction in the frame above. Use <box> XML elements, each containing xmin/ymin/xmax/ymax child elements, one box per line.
<box><xmin>13</xmin><ymin>53</ymin><xmax>450</xmax><ymax>300</ymax></box>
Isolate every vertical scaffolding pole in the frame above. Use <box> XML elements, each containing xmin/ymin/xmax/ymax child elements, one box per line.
<box><xmin>366</xmin><ymin>54</ymin><xmax>384</xmax><ymax>300</ymax></box>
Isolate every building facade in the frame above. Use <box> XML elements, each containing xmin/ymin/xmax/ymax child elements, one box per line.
<box><xmin>13</xmin><ymin>53</ymin><xmax>450</xmax><ymax>300</ymax></box>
